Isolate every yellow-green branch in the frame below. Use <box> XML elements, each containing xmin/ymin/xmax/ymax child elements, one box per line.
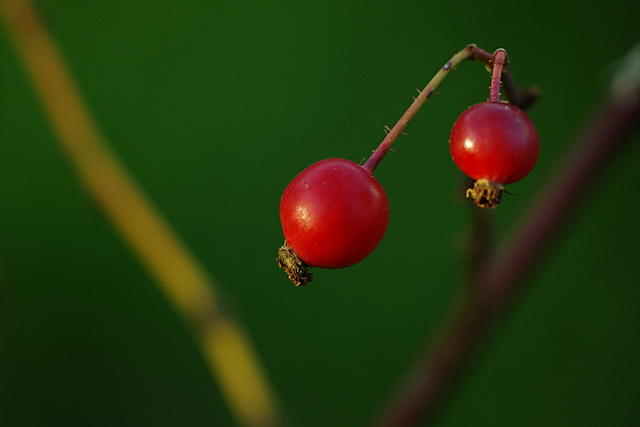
<box><xmin>0</xmin><ymin>1</ymin><xmax>281</xmax><ymax>425</ymax></box>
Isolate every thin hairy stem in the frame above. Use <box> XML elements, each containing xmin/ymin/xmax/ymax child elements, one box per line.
<box><xmin>489</xmin><ymin>49</ymin><xmax>508</xmax><ymax>102</ymax></box>
<box><xmin>362</xmin><ymin>45</ymin><xmax>494</xmax><ymax>174</ymax></box>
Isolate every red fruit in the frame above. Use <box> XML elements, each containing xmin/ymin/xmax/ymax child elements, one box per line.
<box><xmin>449</xmin><ymin>101</ymin><xmax>539</xmax><ymax>185</ymax></box>
<box><xmin>279</xmin><ymin>158</ymin><xmax>389</xmax><ymax>270</ymax></box>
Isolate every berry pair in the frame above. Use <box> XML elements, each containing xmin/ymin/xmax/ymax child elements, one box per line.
<box><xmin>277</xmin><ymin>46</ymin><xmax>539</xmax><ymax>286</ymax></box>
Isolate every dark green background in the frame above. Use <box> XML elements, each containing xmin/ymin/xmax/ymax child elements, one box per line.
<box><xmin>1</xmin><ymin>1</ymin><xmax>639</xmax><ymax>426</ymax></box>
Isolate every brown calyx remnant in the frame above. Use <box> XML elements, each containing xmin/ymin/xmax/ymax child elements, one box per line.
<box><xmin>466</xmin><ymin>179</ymin><xmax>504</xmax><ymax>209</ymax></box>
<box><xmin>277</xmin><ymin>241</ymin><xmax>313</xmax><ymax>286</ymax></box>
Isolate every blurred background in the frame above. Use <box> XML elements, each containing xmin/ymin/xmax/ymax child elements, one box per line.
<box><xmin>0</xmin><ymin>0</ymin><xmax>639</xmax><ymax>426</ymax></box>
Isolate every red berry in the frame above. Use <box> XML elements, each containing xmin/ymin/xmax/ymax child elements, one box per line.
<box><xmin>279</xmin><ymin>158</ymin><xmax>389</xmax><ymax>269</ymax></box>
<box><xmin>449</xmin><ymin>101</ymin><xmax>539</xmax><ymax>185</ymax></box>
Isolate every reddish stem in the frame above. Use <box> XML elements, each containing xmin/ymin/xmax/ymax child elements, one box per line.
<box><xmin>362</xmin><ymin>45</ymin><xmax>494</xmax><ymax>174</ymax></box>
<box><xmin>489</xmin><ymin>49</ymin><xmax>508</xmax><ymax>103</ymax></box>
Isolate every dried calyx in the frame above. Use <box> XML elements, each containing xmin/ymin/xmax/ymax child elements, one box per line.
<box><xmin>276</xmin><ymin>241</ymin><xmax>313</xmax><ymax>286</ymax></box>
<box><xmin>466</xmin><ymin>179</ymin><xmax>505</xmax><ymax>209</ymax></box>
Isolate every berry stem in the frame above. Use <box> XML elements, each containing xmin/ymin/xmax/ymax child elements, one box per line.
<box><xmin>489</xmin><ymin>49</ymin><xmax>508</xmax><ymax>103</ymax></box>
<box><xmin>362</xmin><ymin>45</ymin><xmax>494</xmax><ymax>174</ymax></box>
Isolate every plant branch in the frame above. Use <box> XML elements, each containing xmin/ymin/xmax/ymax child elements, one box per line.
<box><xmin>375</xmin><ymin>42</ymin><xmax>640</xmax><ymax>427</ymax></box>
<box><xmin>0</xmin><ymin>1</ymin><xmax>282</xmax><ymax>425</ymax></box>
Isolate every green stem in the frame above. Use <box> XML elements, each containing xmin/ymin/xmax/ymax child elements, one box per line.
<box><xmin>362</xmin><ymin>45</ymin><xmax>494</xmax><ymax>174</ymax></box>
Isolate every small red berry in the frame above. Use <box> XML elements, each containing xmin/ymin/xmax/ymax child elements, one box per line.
<box><xmin>278</xmin><ymin>158</ymin><xmax>389</xmax><ymax>284</ymax></box>
<box><xmin>449</xmin><ymin>101</ymin><xmax>539</xmax><ymax>208</ymax></box>
<box><xmin>450</xmin><ymin>101</ymin><xmax>539</xmax><ymax>184</ymax></box>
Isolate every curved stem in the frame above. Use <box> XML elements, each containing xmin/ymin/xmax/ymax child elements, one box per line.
<box><xmin>362</xmin><ymin>45</ymin><xmax>494</xmax><ymax>174</ymax></box>
<box><xmin>489</xmin><ymin>49</ymin><xmax>508</xmax><ymax>102</ymax></box>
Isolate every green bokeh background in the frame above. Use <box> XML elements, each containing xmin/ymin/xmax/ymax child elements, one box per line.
<box><xmin>1</xmin><ymin>1</ymin><xmax>639</xmax><ymax>426</ymax></box>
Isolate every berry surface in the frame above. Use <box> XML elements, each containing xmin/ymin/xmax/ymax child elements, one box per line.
<box><xmin>280</xmin><ymin>158</ymin><xmax>389</xmax><ymax>269</ymax></box>
<box><xmin>449</xmin><ymin>101</ymin><xmax>539</xmax><ymax>184</ymax></box>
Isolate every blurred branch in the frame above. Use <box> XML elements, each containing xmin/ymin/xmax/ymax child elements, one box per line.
<box><xmin>376</xmin><ymin>41</ymin><xmax>640</xmax><ymax>426</ymax></box>
<box><xmin>0</xmin><ymin>1</ymin><xmax>282</xmax><ymax>426</ymax></box>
